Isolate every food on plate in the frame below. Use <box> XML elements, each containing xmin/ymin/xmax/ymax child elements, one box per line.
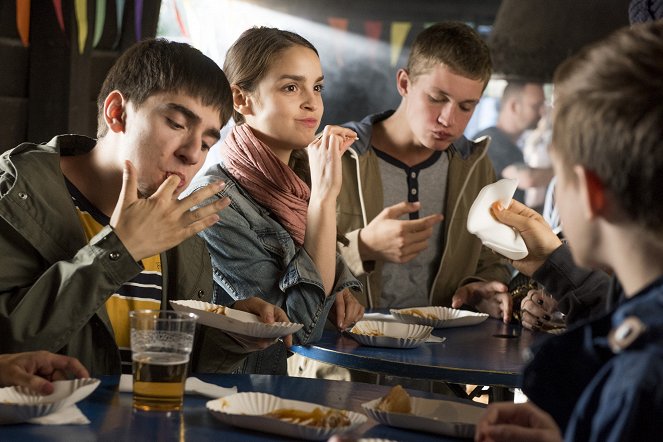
<box><xmin>351</xmin><ymin>326</ymin><xmax>383</xmax><ymax>336</ymax></box>
<box><xmin>265</xmin><ymin>407</ymin><xmax>351</xmax><ymax>428</ymax></box>
<box><xmin>376</xmin><ymin>385</ymin><xmax>412</xmax><ymax>414</ymax></box>
<box><xmin>400</xmin><ymin>308</ymin><xmax>439</xmax><ymax>320</ymax></box>
<box><xmin>205</xmin><ymin>305</ymin><xmax>227</xmax><ymax>315</ymax></box>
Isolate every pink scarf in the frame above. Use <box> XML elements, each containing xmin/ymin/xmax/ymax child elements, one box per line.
<box><xmin>221</xmin><ymin>124</ymin><xmax>310</xmax><ymax>247</ymax></box>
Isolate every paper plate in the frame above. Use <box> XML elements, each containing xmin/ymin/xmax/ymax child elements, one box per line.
<box><xmin>390</xmin><ymin>306</ymin><xmax>488</xmax><ymax>328</ymax></box>
<box><xmin>0</xmin><ymin>378</ymin><xmax>100</xmax><ymax>425</ymax></box>
<box><xmin>362</xmin><ymin>395</ymin><xmax>484</xmax><ymax>438</ymax></box>
<box><xmin>207</xmin><ymin>392</ymin><xmax>367</xmax><ymax>440</ymax></box>
<box><xmin>170</xmin><ymin>300</ymin><xmax>303</xmax><ymax>339</ymax></box>
<box><xmin>466</xmin><ymin>178</ymin><xmax>529</xmax><ymax>260</ymax></box>
<box><xmin>347</xmin><ymin>321</ymin><xmax>433</xmax><ymax>349</ymax></box>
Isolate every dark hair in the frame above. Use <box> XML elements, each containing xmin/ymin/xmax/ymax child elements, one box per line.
<box><xmin>96</xmin><ymin>38</ymin><xmax>232</xmax><ymax>137</ymax></box>
<box><xmin>552</xmin><ymin>21</ymin><xmax>663</xmax><ymax>232</ymax></box>
<box><xmin>407</xmin><ymin>22</ymin><xmax>492</xmax><ymax>88</ymax></box>
<box><xmin>223</xmin><ymin>27</ymin><xmax>318</xmax><ymax>124</ymax></box>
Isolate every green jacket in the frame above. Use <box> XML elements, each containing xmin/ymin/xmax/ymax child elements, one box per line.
<box><xmin>0</xmin><ymin>135</ymin><xmax>248</xmax><ymax>375</ymax></box>
<box><xmin>338</xmin><ymin>111</ymin><xmax>511</xmax><ymax>309</ymax></box>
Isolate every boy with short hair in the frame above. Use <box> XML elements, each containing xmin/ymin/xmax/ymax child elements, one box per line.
<box><xmin>0</xmin><ymin>38</ymin><xmax>287</xmax><ymax>375</ymax></box>
<box><xmin>338</xmin><ymin>22</ymin><xmax>512</xmax><ymax>320</ymax></box>
<box><xmin>476</xmin><ymin>21</ymin><xmax>663</xmax><ymax>441</ymax></box>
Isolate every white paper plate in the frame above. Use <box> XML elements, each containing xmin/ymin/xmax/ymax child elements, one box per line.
<box><xmin>347</xmin><ymin>321</ymin><xmax>433</xmax><ymax>349</ymax></box>
<box><xmin>390</xmin><ymin>306</ymin><xmax>488</xmax><ymax>328</ymax></box>
<box><xmin>466</xmin><ymin>178</ymin><xmax>529</xmax><ymax>260</ymax></box>
<box><xmin>362</xmin><ymin>395</ymin><xmax>484</xmax><ymax>438</ymax></box>
<box><xmin>0</xmin><ymin>378</ymin><xmax>100</xmax><ymax>425</ymax></box>
<box><xmin>207</xmin><ymin>392</ymin><xmax>367</xmax><ymax>440</ymax></box>
<box><xmin>170</xmin><ymin>300</ymin><xmax>303</xmax><ymax>339</ymax></box>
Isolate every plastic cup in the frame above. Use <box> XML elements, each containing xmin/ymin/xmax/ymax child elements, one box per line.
<box><xmin>129</xmin><ymin>310</ymin><xmax>197</xmax><ymax>411</ymax></box>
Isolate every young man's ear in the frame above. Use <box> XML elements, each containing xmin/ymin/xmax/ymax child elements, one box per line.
<box><xmin>575</xmin><ymin>165</ymin><xmax>606</xmax><ymax>219</ymax></box>
<box><xmin>103</xmin><ymin>91</ymin><xmax>126</xmax><ymax>133</ymax></box>
<box><xmin>231</xmin><ymin>85</ymin><xmax>253</xmax><ymax>117</ymax></box>
<box><xmin>396</xmin><ymin>69</ymin><xmax>411</xmax><ymax>97</ymax></box>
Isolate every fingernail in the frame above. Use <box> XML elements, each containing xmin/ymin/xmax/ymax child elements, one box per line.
<box><xmin>491</xmin><ymin>202</ymin><xmax>503</xmax><ymax>211</ymax></box>
<box><xmin>543</xmin><ymin>314</ymin><xmax>551</xmax><ymax>321</ymax></box>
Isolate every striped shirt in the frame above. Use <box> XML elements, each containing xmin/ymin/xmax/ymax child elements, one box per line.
<box><xmin>66</xmin><ymin>180</ymin><xmax>163</xmax><ymax>372</ymax></box>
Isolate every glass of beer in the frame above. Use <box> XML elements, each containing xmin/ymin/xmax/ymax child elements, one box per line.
<box><xmin>129</xmin><ymin>310</ymin><xmax>198</xmax><ymax>411</ymax></box>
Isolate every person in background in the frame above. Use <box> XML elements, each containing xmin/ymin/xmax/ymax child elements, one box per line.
<box><xmin>187</xmin><ymin>27</ymin><xmax>363</xmax><ymax>375</ymax></box>
<box><xmin>476</xmin><ymin>21</ymin><xmax>663</xmax><ymax>441</ymax></box>
<box><xmin>337</xmin><ymin>21</ymin><xmax>512</xmax><ymax>321</ymax></box>
<box><xmin>0</xmin><ymin>38</ymin><xmax>288</xmax><ymax>376</ymax></box>
<box><xmin>473</xmin><ymin>81</ymin><xmax>549</xmax><ymax>204</ymax></box>
<box><xmin>0</xmin><ymin>352</ymin><xmax>89</xmax><ymax>395</ymax></box>
<box><xmin>520</xmin><ymin>111</ymin><xmax>554</xmax><ymax>212</ymax></box>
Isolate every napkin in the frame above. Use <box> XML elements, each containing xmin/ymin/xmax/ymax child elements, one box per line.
<box><xmin>28</xmin><ymin>405</ymin><xmax>90</xmax><ymax>425</ymax></box>
<box><xmin>425</xmin><ymin>335</ymin><xmax>446</xmax><ymax>343</ymax></box>
<box><xmin>119</xmin><ymin>374</ymin><xmax>237</xmax><ymax>398</ymax></box>
<box><xmin>467</xmin><ymin>179</ymin><xmax>528</xmax><ymax>260</ymax></box>
<box><xmin>361</xmin><ymin>312</ymin><xmax>398</xmax><ymax>322</ymax></box>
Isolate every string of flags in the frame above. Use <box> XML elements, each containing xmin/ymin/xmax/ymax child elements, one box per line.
<box><xmin>14</xmin><ymin>0</ymin><xmax>140</xmax><ymax>54</ymax></box>
<box><xmin>14</xmin><ymin>0</ymin><xmax>447</xmax><ymax>64</ymax></box>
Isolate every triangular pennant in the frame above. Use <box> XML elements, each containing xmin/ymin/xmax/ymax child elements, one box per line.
<box><xmin>328</xmin><ymin>17</ymin><xmax>349</xmax><ymax>67</ymax></box>
<box><xmin>51</xmin><ymin>0</ymin><xmax>65</xmax><ymax>34</ymax></box>
<box><xmin>75</xmin><ymin>0</ymin><xmax>88</xmax><ymax>54</ymax></box>
<box><xmin>93</xmin><ymin>0</ymin><xmax>107</xmax><ymax>47</ymax></box>
<box><xmin>135</xmin><ymin>0</ymin><xmax>143</xmax><ymax>41</ymax></box>
<box><xmin>113</xmin><ymin>0</ymin><xmax>126</xmax><ymax>48</ymax></box>
<box><xmin>364</xmin><ymin>20</ymin><xmax>382</xmax><ymax>65</ymax></box>
<box><xmin>173</xmin><ymin>0</ymin><xmax>189</xmax><ymax>38</ymax></box>
<box><xmin>16</xmin><ymin>0</ymin><xmax>30</xmax><ymax>46</ymax></box>
<box><xmin>390</xmin><ymin>22</ymin><xmax>411</xmax><ymax>67</ymax></box>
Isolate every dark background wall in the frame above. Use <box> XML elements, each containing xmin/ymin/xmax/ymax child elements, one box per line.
<box><xmin>0</xmin><ymin>0</ymin><xmax>161</xmax><ymax>152</ymax></box>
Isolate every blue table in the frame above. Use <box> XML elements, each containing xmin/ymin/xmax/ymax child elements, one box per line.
<box><xmin>291</xmin><ymin>318</ymin><xmax>537</xmax><ymax>389</ymax></box>
<box><xmin>2</xmin><ymin>374</ymin><xmax>480</xmax><ymax>441</ymax></box>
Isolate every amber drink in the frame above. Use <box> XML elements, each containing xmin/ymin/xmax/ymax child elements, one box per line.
<box><xmin>129</xmin><ymin>310</ymin><xmax>197</xmax><ymax>411</ymax></box>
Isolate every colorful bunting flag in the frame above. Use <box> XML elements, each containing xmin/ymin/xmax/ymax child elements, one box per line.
<box><xmin>93</xmin><ymin>0</ymin><xmax>107</xmax><ymax>47</ymax></box>
<box><xmin>52</xmin><ymin>0</ymin><xmax>65</xmax><ymax>34</ymax></box>
<box><xmin>173</xmin><ymin>0</ymin><xmax>189</xmax><ymax>38</ymax></box>
<box><xmin>364</xmin><ymin>20</ymin><xmax>382</xmax><ymax>64</ymax></box>
<box><xmin>135</xmin><ymin>0</ymin><xmax>143</xmax><ymax>41</ymax></box>
<box><xmin>16</xmin><ymin>0</ymin><xmax>30</xmax><ymax>46</ymax></box>
<box><xmin>75</xmin><ymin>0</ymin><xmax>88</xmax><ymax>54</ymax></box>
<box><xmin>328</xmin><ymin>17</ymin><xmax>349</xmax><ymax>67</ymax></box>
<box><xmin>390</xmin><ymin>22</ymin><xmax>411</xmax><ymax>67</ymax></box>
<box><xmin>114</xmin><ymin>0</ymin><xmax>126</xmax><ymax>48</ymax></box>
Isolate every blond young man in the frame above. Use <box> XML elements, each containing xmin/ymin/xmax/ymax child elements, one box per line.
<box><xmin>338</xmin><ymin>22</ymin><xmax>512</xmax><ymax>320</ymax></box>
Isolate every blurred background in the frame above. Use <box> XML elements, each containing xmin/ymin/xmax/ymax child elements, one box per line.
<box><xmin>0</xmin><ymin>0</ymin><xmax>629</xmax><ymax>153</ymax></box>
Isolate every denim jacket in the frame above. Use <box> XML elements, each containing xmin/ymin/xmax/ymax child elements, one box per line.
<box><xmin>189</xmin><ymin>164</ymin><xmax>360</xmax><ymax>349</ymax></box>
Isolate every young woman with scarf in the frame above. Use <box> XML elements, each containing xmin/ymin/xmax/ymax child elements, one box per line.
<box><xmin>186</xmin><ymin>27</ymin><xmax>364</xmax><ymax>375</ymax></box>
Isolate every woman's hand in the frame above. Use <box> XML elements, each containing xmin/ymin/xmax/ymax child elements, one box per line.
<box><xmin>307</xmin><ymin>125</ymin><xmax>357</xmax><ymax>202</ymax></box>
